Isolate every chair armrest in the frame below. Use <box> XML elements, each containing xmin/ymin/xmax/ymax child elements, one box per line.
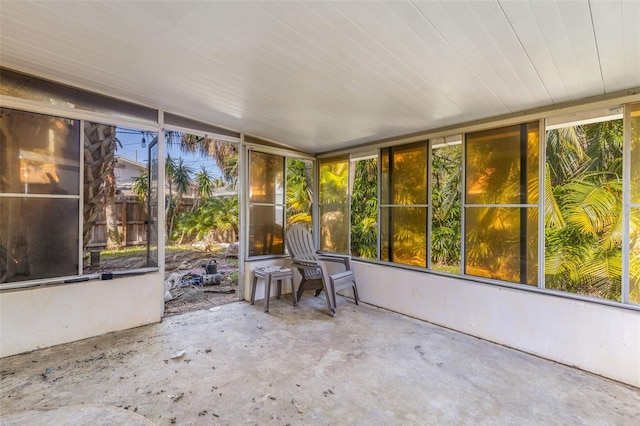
<box><xmin>317</xmin><ymin>253</ymin><xmax>350</xmax><ymax>269</ymax></box>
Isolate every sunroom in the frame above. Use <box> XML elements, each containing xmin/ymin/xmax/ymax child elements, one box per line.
<box><xmin>1</xmin><ymin>0</ymin><xmax>639</xmax><ymax>403</ymax></box>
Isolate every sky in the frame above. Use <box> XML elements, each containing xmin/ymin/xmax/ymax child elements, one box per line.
<box><xmin>115</xmin><ymin>127</ymin><xmax>223</xmax><ymax>178</ymax></box>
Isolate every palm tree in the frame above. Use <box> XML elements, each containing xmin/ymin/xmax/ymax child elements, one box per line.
<box><xmin>165</xmin><ymin>154</ymin><xmax>194</xmax><ymax>243</ymax></box>
<box><xmin>131</xmin><ymin>169</ymin><xmax>149</xmax><ymax>206</ymax></box>
<box><xmin>194</xmin><ymin>166</ymin><xmax>215</xmax><ymax>201</ymax></box>
<box><xmin>545</xmin><ymin>119</ymin><xmax>624</xmax><ymax>301</ymax></box>
<box><xmin>168</xmin><ymin>132</ymin><xmax>238</xmax><ymax>187</ymax></box>
<box><xmin>286</xmin><ymin>159</ymin><xmax>313</xmax><ymax>227</ymax></box>
<box><xmin>83</xmin><ymin>123</ymin><xmax>121</xmax><ymax>249</ymax></box>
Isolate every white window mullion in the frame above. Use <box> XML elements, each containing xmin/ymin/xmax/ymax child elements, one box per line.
<box><xmin>539</xmin><ymin>120</ymin><xmax>546</xmax><ymax>289</ymax></box>
<box><xmin>622</xmin><ymin>104</ymin><xmax>631</xmax><ymax>303</ymax></box>
<box><xmin>79</xmin><ymin>119</ymin><xmax>85</xmax><ymax>276</ymax></box>
<box><xmin>460</xmin><ymin>133</ymin><xmax>467</xmax><ymax>276</ymax></box>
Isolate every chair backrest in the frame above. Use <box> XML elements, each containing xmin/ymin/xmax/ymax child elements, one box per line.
<box><xmin>285</xmin><ymin>224</ymin><xmax>316</xmax><ymax>259</ymax></box>
<box><xmin>285</xmin><ymin>224</ymin><xmax>320</xmax><ymax>279</ymax></box>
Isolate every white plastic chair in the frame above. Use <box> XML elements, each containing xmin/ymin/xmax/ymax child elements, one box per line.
<box><xmin>284</xmin><ymin>224</ymin><xmax>359</xmax><ymax>316</ymax></box>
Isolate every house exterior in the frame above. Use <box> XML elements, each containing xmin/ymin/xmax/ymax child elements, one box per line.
<box><xmin>0</xmin><ymin>1</ymin><xmax>638</xmax><ymax>389</ymax></box>
<box><xmin>114</xmin><ymin>156</ymin><xmax>146</xmax><ymax>196</ymax></box>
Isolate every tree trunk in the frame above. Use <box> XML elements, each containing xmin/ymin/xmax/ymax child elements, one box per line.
<box><xmin>104</xmin><ymin>162</ymin><xmax>121</xmax><ymax>249</ymax></box>
<box><xmin>83</xmin><ymin>123</ymin><xmax>118</xmax><ymax>249</ymax></box>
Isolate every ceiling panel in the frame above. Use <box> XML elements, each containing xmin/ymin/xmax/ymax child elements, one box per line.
<box><xmin>498</xmin><ymin>0</ymin><xmax>567</xmax><ymax>102</ymax></box>
<box><xmin>529</xmin><ymin>0</ymin><xmax>604</xmax><ymax>98</ymax></box>
<box><xmin>1</xmin><ymin>1</ymin><xmax>639</xmax><ymax>153</ymax></box>
<box><xmin>591</xmin><ymin>0</ymin><xmax>640</xmax><ymax>93</ymax></box>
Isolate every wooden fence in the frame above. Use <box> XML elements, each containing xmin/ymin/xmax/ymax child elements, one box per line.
<box><xmin>87</xmin><ymin>196</ymin><xmax>147</xmax><ymax>248</ymax></box>
<box><xmin>87</xmin><ymin>197</ymin><xmax>236</xmax><ymax>248</ymax></box>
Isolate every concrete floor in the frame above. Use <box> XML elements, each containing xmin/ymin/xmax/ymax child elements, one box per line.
<box><xmin>1</xmin><ymin>295</ymin><xmax>639</xmax><ymax>425</ymax></box>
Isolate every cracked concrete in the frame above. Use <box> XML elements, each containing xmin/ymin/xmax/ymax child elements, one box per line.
<box><xmin>1</xmin><ymin>295</ymin><xmax>639</xmax><ymax>425</ymax></box>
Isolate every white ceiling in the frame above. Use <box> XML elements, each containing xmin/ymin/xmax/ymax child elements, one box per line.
<box><xmin>1</xmin><ymin>1</ymin><xmax>639</xmax><ymax>153</ymax></box>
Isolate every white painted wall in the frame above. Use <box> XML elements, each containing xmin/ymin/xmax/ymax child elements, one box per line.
<box><xmin>0</xmin><ymin>273</ymin><xmax>163</xmax><ymax>358</ymax></box>
<box><xmin>349</xmin><ymin>261</ymin><xmax>640</xmax><ymax>388</ymax></box>
<box><xmin>9</xmin><ymin>258</ymin><xmax>627</xmax><ymax>387</ymax></box>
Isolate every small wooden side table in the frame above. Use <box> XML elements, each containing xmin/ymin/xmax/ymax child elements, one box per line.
<box><xmin>251</xmin><ymin>267</ymin><xmax>295</xmax><ymax>312</ymax></box>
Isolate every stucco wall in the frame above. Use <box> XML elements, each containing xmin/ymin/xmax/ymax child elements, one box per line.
<box><xmin>0</xmin><ymin>273</ymin><xmax>163</xmax><ymax>358</ymax></box>
<box><xmin>349</xmin><ymin>261</ymin><xmax>640</xmax><ymax>388</ymax></box>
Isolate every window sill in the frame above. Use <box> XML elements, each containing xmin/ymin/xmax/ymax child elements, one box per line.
<box><xmin>0</xmin><ymin>267</ymin><xmax>159</xmax><ymax>292</ymax></box>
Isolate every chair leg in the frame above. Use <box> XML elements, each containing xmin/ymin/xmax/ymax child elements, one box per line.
<box><xmin>325</xmin><ymin>278</ymin><xmax>338</xmax><ymax>317</ymax></box>
<box><xmin>290</xmin><ymin>277</ymin><xmax>297</xmax><ymax>306</ymax></box>
<box><xmin>323</xmin><ymin>285</ymin><xmax>336</xmax><ymax>317</ymax></box>
<box><xmin>297</xmin><ymin>281</ymin><xmax>306</xmax><ymax>302</ymax></box>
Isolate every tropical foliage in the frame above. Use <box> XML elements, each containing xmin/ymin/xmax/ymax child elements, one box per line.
<box><xmin>169</xmin><ymin>132</ymin><xmax>238</xmax><ymax>186</ymax></box>
<box><xmin>175</xmin><ymin>196</ymin><xmax>239</xmax><ymax>243</ymax></box>
<box><xmin>545</xmin><ymin>119</ymin><xmax>625</xmax><ymax>301</ymax></box>
<box><xmin>464</xmin><ymin>124</ymin><xmax>539</xmax><ymax>284</ymax></box>
<box><xmin>151</xmin><ymin>133</ymin><xmax>240</xmax><ymax>245</ymax></box>
<box><xmin>165</xmin><ymin>154</ymin><xmax>195</xmax><ymax>241</ymax></box>
<box><xmin>380</xmin><ymin>144</ymin><xmax>428</xmax><ymax>267</ymax></box>
<box><xmin>350</xmin><ymin>159</ymin><xmax>378</xmax><ymax>259</ymax></box>
<box><xmin>631</xmin><ymin>106</ymin><xmax>640</xmax><ymax>304</ymax></box>
<box><xmin>431</xmin><ymin>145</ymin><xmax>462</xmax><ymax>272</ymax></box>
<box><xmin>319</xmin><ymin>157</ymin><xmax>349</xmax><ymax>253</ymax></box>
<box><xmin>286</xmin><ymin>159</ymin><xmax>313</xmax><ymax>227</ymax></box>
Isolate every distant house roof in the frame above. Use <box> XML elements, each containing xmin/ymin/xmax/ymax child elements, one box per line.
<box><xmin>114</xmin><ymin>156</ymin><xmax>146</xmax><ymax>195</ymax></box>
<box><xmin>115</xmin><ymin>155</ymin><xmax>146</xmax><ymax>170</ymax></box>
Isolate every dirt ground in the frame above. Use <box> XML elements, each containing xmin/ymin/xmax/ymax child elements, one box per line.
<box><xmin>163</xmin><ymin>250</ymin><xmax>239</xmax><ymax>316</ymax></box>
<box><xmin>86</xmin><ymin>246</ymin><xmax>239</xmax><ymax>317</ymax></box>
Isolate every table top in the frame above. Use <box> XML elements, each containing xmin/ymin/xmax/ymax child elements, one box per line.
<box><xmin>254</xmin><ymin>266</ymin><xmax>292</xmax><ymax>277</ymax></box>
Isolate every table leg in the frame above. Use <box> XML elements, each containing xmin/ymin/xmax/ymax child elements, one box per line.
<box><xmin>251</xmin><ymin>275</ymin><xmax>259</xmax><ymax>304</ymax></box>
<box><xmin>264</xmin><ymin>273</ymin><xmax>271</xmax><ymax>313</ymax></box>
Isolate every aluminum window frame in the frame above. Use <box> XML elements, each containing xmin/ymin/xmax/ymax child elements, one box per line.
<box><xmin>348</xmin><ymin>153</ymin><xmax>379</xmax><ymax>260</ymax></box>
<box><xmin>378</xmin><ymin>141</ymin><xmax>430</xmax><ymax>267</ymax></box>
<box><xmin>428</xmin><ymin>135</ymin><xmax>463</xmax><ymax>274</ymax></box>
<box><xmin>245</xmin><ymin>145</ymin><xmax>315</xmax><ymax>260</ymax></box>
<box><xmin>318</xmin><ymin>93</ymin><xmax>640</xmax><ymax>311</ymax></box>
<box><xmin>0</xmin><ymin>106</ymin><xmax>163</xmax><ymax>291</ymax></box>
<box><xmin>317</xmin><ymin>154</ymin><xmax>351</xmax><ymax>255</ymax></box>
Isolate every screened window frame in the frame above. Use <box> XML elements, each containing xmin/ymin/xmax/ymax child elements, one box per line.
<box><xmin>348</xmin><ymin>153</ymin><xmax>379</xmax><ymax>260</ymax></box>
<box><xmin>318</xmin><ymin>154</ymin><xmax>351</xmax><ymax>255</ymax></box>
<box><xmin>318</xmin><ymin>97</ymin><xmax>640</xmax><ymax>310</ymax></box>
<box><xmin>0</xmin><ymin>106</ymin><xmax>163</xmax><ymax>290</ymax></box>
<box><xmin>542</xmin><ymin>108</ymin><xmax>627</xmax><ymax>302</ymax></box>
<box><xmin>463</xmin><ymin>121</ymin><xmax>541</xmax><ymax>286</ymax></box>
<box><xmin>317</xmin><ymin>151</ymin><xmax>380</xmax><ymax>260</ymax></box>
<box><xmin>245</xmin><ymin>146</ymin><xmax>315</xmax><ymax>260</ymax></box>
<box><xmin>623</xmin><ymin>102</ymin><xmax>638</xmax><ymax>304</ymax></box>
<box><xmin>378</xmin><ymin>141</ymin><xmax>430</xmax><ymax>267</ymax></box>
<box><xmin>428</xmin><ymin>135</ymin><xmax>464</xmax><ymax>274</ymax></box>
